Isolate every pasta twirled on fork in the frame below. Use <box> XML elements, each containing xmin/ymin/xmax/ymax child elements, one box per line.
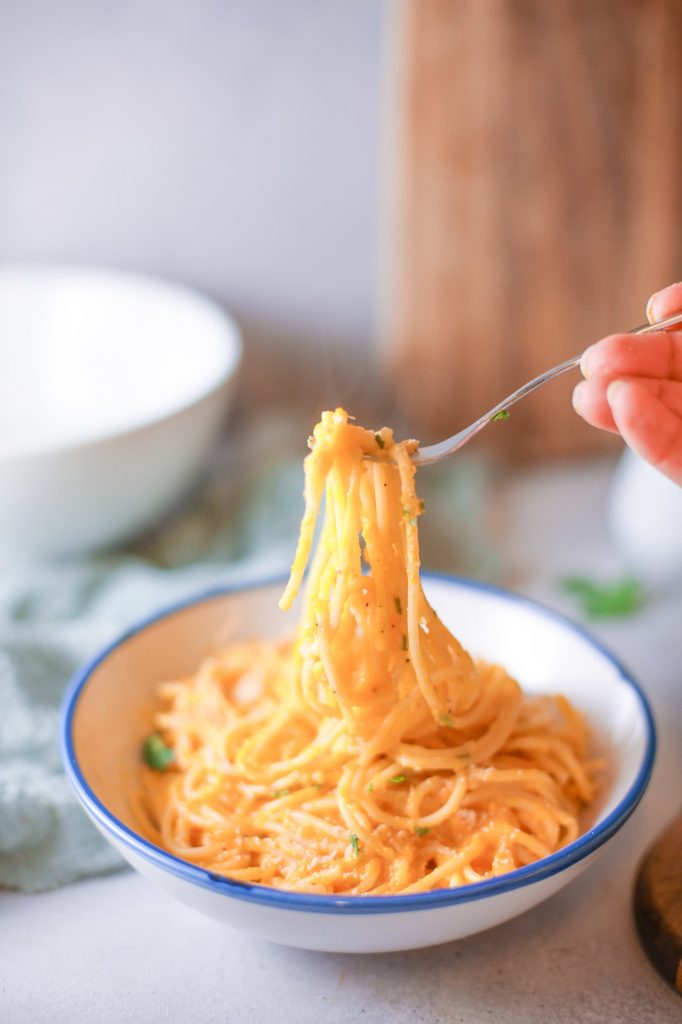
<box><xmin>138</xmin><ymin>409</ymin><xmax>598</xmax><ymax>894</ymax></box>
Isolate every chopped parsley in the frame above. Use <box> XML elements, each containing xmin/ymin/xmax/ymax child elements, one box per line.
<box><xmin>142</xmin><ymin>734</ymin><xmax>175</xmax><ymax>772</ymax></box>
<box><xmin>560</xmin><ymin>576</ymin><xmax>644</xmax><ymax>619</ymax></box>
<box><xmin>438</xmin><ymin>713</ymin><xmax>454</xmax><ymax>727</ymax></box>
<box><xmin>403</xmin><ymin>506</ymin><xmax>416</xmax><ymax>526</ymax></box>
<box><xmin>389</xmin><ymin>774</ymin><xmax>407</xmax><ymax>784</ymax></box>
<box><xmin>271</xmin><ymin>789</ymin><xmax>291</xmax><ymax>799</ymax></box>
<box><xmin>367</xmin><ymin>783</ymin><xmax>374</xmax><ymax>793</ymax></box>
<box><xmin>349</xmin><ymin>833</ymin><xmax>360</xmax><ymax>857</ymax></box>
<box><xmin>491</xmin><ymin>409</ymin><xmax>510</xmax><ymax>422</ymax></box>
<box><xmin>374</xmin><ymin>433</ymin><xmax>385</xmax><ymax>449</ymax></box>
<box><xmin>394</xmin><ymin>596</ymin><xmax>402</xmax><ymax>615</ymax></box>
<box><xmin>415</xmin><ymin>826</ymin><xmax>430</xmax><ymax>837</ymax></box>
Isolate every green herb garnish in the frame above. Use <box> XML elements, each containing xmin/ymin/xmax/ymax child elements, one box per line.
<box><xmin>271</xmin><ymin>788</ymin><xmax>291</xmax><ymax>799</ymax></box>
<box><xmin>415</xmin><ymin>826</ymin><xmax>430</xmax><ymax>837</ymax></box>
<box><xmin>367</xmin><ymin>783</ymin><xmax>374</xmax><ymax>793</ymax></box>
<box><xmin>374</xmin><ymin>433</ymin><xmax>385</xmax><ymax>449</ymax></box>
<box><xmin>438</xmin><ymin>713</ymin><xmax>454</xmax><ymax>727</ymax></box>
<box><xmin>394</xmin><ymin>596</ymin><xmax>402</xmax><ymax>614</ymax></box>
<box><xmin>389</xmin><ymin>774</ymin><xmax>407</xmax><ymax>784</ymax></box>
<box><xmin>491</xmin><ymin>409</ymin><xmax>510</xmax><ymax>422</ymax></box>
<box><xmin>350</xmin><ymin>833</ymin><xmax>360</xmax><ymax>857</ymax></box>
<box><xmin>560</xmin><ymin>576</ymin><xmax>644</xmax><ymax>619</ymax></box>
<box><xmin>142</xmin><ymin>734</ymin><xmax>175</xmax><ymax>772</ymax></box>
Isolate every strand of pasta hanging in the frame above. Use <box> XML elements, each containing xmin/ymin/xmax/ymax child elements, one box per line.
<box><xmin>137</xmin><ymin>408</ymin><xmax>599</xmax><ymax>895</ymax></box>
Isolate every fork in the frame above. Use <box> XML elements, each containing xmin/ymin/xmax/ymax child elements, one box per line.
<box><xmin>412</xmin><ymin>310</ymin><xmax>682</xmax><ymax>466</ymax></box>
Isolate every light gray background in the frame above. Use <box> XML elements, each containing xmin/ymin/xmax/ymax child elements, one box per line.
<box><xmin>0</xmin><ymin>0</ymin><xmax>387</xmax><ymax>412</ymax></box>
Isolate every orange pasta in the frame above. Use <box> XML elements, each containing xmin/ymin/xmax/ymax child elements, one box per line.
<box><xmin>138</xmin><ymin>409</ymin><xmax>598</xmax><ymax>894</ymax></box>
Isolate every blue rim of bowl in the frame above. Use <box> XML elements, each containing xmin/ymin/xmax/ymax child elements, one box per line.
<box><xmin>60</xmin><ymin>571</ymin><xmax>656</xmax><ymax>916</ymax></box>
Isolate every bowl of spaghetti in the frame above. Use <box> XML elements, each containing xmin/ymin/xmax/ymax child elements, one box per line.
<box><xmin>62</xmin><ymin>410</ymin><xmax>655</xmax><ymax>953</ymax></box>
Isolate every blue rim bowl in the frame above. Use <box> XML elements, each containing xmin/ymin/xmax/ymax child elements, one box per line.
<box><xmin>60</xmin><ymin>572</ymin><xmax>656</xmax><ymax>916</ymax></box>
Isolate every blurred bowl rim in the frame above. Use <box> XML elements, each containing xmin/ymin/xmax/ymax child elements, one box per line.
<box><xmin>60</xmin><ymin>571</ymin><xmax>657</xmax><ymax>916</ymax></box>
<box><xmin>0</xmin><ymin>262</ymin><xmax>242</xmax><ymax>463</ymax></box>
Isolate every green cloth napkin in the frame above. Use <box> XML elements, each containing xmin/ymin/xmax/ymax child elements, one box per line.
<box><xmin>0</xmin><ymin>416</ymin><xmax>498</xmax><ymax>892</ymax></box>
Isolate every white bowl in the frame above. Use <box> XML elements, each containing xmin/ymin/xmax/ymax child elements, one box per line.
<box><xmin>61</xmin><ymin>574</ymin><xmax>655</xmax><ymax>954</ymax></box>
<box><xmin>0</xmin><ymin>265</ymin><xmax>241</xmax><ymax>557</ymax></box>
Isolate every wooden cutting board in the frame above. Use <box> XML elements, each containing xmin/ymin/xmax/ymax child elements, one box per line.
<box><xmin>634</xmin><ymin>814</ymin><xmax>682</xmax><ymax>993</ymax></box>
<box><xmin>382</xmin><ymin>0</ymin><xmax>682</xmax><ymax>457</ymax></box>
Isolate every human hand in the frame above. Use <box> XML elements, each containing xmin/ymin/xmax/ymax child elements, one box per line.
<box><xmin>573</xmin><ymin>283</ymin><xmax>682</xmax><ymax>486</ymax></box>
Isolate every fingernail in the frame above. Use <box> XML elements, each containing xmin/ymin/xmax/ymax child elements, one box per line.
<box><xmin>572</xmin><ymin>381</ymin><xmax>587</xmax><ymax>411</ymax></box>
<box><xmin>647</xmin><ymin>281</ymin><xmax>682</xmax><ymax>324</ymax></box>
<box><xmin>580</xmin><ymin>345</ymin><xmax>596</xmax><ymax>379</ymax></box>
<box><xmin>606</xmin><ymin>380</ymin><xmax>623</xmax><ymax>403</ymax></box>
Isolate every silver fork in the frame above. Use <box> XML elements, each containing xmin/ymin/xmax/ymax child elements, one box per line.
<box><xmin>413</xmin><ymin>310</ymin><xmax>682</xmax><ymax>466</ymax></box>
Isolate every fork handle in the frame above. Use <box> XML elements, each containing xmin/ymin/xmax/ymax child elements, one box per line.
<box><xmin>486</xmin><ymin>309</ymin><xmax>682</xmax><ymax>421</ymax></box>
<box><xmin>413</xmin><ymin>308</ymin><xmax>682</xmax><ymax>466</ymax></box>
<box><xmin>631</xmin><ymin>310</ymin><xmax>682</xmax><ymax>334</ymax></box>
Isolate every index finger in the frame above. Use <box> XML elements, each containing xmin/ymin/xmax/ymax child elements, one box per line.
<box><xmin>647</xmin><ymin>282</ymin><xmax>682</xmax><ymax>324</ymax></box>
<box><xmin>581</xmin><ymin>331</ymin><xmax>682</xmax><ymax>382</ymax></box>
<box><xmin>608</xmin><ymin>380</ymin><xmax>682</xmax><ymax>486</ymax></box>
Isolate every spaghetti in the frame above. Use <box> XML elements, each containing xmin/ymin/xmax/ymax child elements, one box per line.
<box><xmin>139</xmin><ymin>408</ymin><xmax>598</xmax><ymax>894</ymax></box>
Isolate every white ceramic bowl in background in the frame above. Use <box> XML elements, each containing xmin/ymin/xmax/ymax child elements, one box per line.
<box><xmin>0</xmin><ymin>265</ymin><xmax>242</xmax><ymax>558</ymax></box>
<box><xmin>61</xmin><ymin>574</ymin><xmax>655</xmax><ymax>954</ymax></box>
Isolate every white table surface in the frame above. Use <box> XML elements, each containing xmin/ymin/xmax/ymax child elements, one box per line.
<box><xmin>2</xmin><ymin>458</ymin><xmax>680</xmax><ymax>1023</ymax></box>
